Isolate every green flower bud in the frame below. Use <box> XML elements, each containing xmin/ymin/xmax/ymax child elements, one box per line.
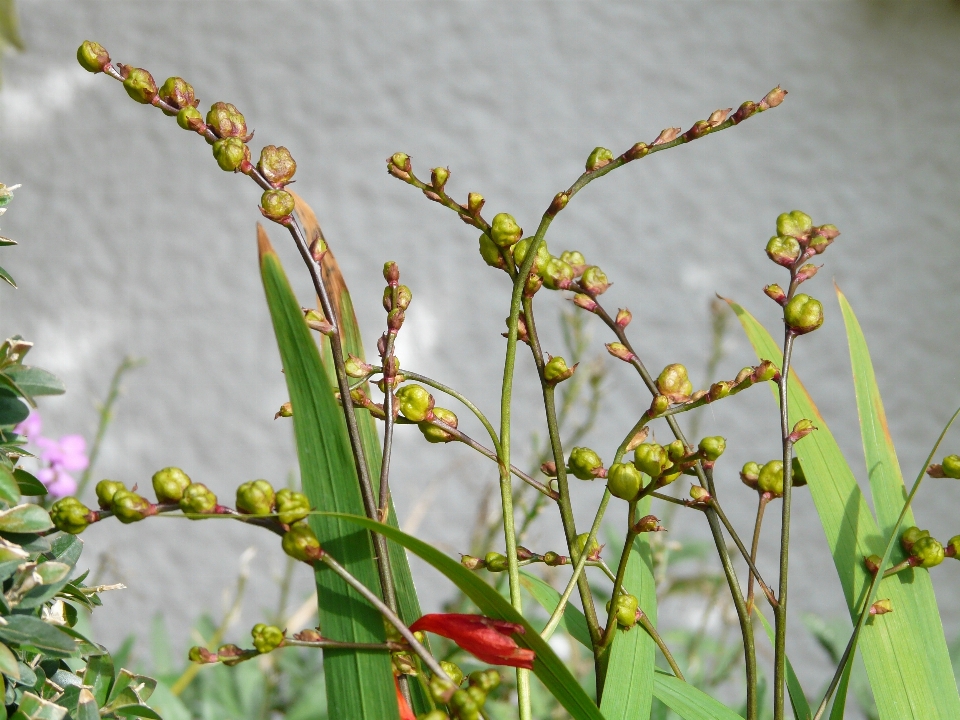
<box><xmin>765</xmin><ymin>235</ymin><xmax>801</xmax><ymax>267</ymax></box>
<box><xmin>606</xmin><ymin>593</ymin><xmax>639</xmax><ymax>628</ymax></box>
<box><xmin>257</xmin><ymin>145</ymin><xmax>297</xmax><ymax>187</ymax></box>
<box><xmin>490</xmin><ymin>213</ymin><xmax>522</xmax><ymax>248</ymax></box>
<box><xmin>541</xmin><ymin>257</ymin><xmax>575</xmax><ymax>290</ymax></box>
<box><xmin>179</xmin><ymin>483</ymin><xmax>218</xmax><ymax>516</ymax></box>
<box><xmin>440</xmin><ymin>660</ymin><xmax>464</xmax><ymax>687</ymax></box>
<box><xmin>791</xmin><ymin>457</ymin><xmax>807</xmax><ymax>487</ymax></box>
<box><xmin>418</xmin><ymin>712</ymin><xmax>450</xmax><ymax>720</ymax></box>
<box><xmin>634</xmin><ymin>443</ymin><xmax>669</xmax><ymax>477</ymax></box>
<box><xmin>212</xmin><ymin>137</ymin><xmax>248</xmax><ymax>172</ymax></box>
<box><xmin>468</xmin><ymin>669</ymin><xmax>500</xmax><ymax>692</ymax></box>
<box><xmin>95</xmin><ymin>479</ymin><xmax>126</xmax><ymax>510</ymax></box>
<box><xmin>275</xmin><ymin>401</ymin><xmax>293</xmax><ymax>418</ymax></box>
<box><xmin>698</xmin><ymin>436</ymin><xmax>726</xmax><ymax>461</ymax></box>
<box><xmin>484</xmin><ymin>552</ymin><xmax>508</xmax><ymax>573</ymax></box>
<box><xmin>559</xmin><ymin>250</ymin><xmax>586</xmax><ymax>272</ymax></box>
<box><xmin>783</xmin><ymin>294</ymin><xmax>824</xmax><ymax>334</ymax></box>
<box><xmin>466</xmin><ymin>685</ymin><xmax>487</xmax><ymax>709</ymax></box>
<box><xmin>383</xmin><ymin>285</ymin><xmax>413</xmax><ymax>311</ymax></box>
<box><xmin>77</xmin><ymin>41</ymin><xmax>110</xmax><ymax>73</ymax></box>
<box><xmin>205</xmin><ymin>101</ymin><xmax>247</xmax><ymax>138</ymax></box>
<box><xmin>158</xmin><ymin>77</ymin><xmax>196</xmax><ymax>114</ymax></box>
<box><xmin>740</xmin><ymin>462</ymin><xmax>760</xmax><ymax>489</ymax></box>
<box><xmin>776</xmin><ymin>210</ymin><xmax>813</xmax><ymax>239</ymax></box>
<box><xmin>544</xmin><ymin>355</ymin><xmax>576</xmax><ymax>384</ymax></box>
<box><xmin>152</xmin><ymin>467</ymin><xmax>192</xmax><ymax>504</ymax></box>
<box><xmin>512</xmin><ymin>237</ymin><xmax>551</xmax><ymax>273</ymax></box>
<box><xmin>911</xmin><ymin>536</ymin><xmax>945</xmax><ymax>568</ymax></box>
<box><xmin>478</xmin><ymin>233</ymin><xmax>504</xmax><ymax>269</ymax></box>
<box><xmin>586</xmin><ymin>147</ymin><xmax>614</xmax><ymax>172</ymax></box>
<box><xmin>216</xmin><ymin>644</ymin><xmax>247</xmax><ymax>666</ymax></box>
<box><xmin>579</xmin><ymin>266</ymin><xmax>610</xmax><ymax>296</ymax></box>
<box><xmin>607</xmin><ymin>463</ymin><xmax>642</xmax><ymax>500</ymax></box>
<box><xmin>648</xmin><ymin>394</ymin><xmax>671</xmax><ymax>417</ymax></box>
<box><xmin>572</xmin><ymin>533</ymin><xmax>600</xmax><ymax>563</ymax></box>
<box><xmin>123</xmin><ymin>68</ymin><xmax>158</xmax><ymax>104</ymax></box>
<box><xmin>176</xmin><ymin>106</ymin><xmax>205</xmax><ymax>132</ymax></box>
<box><xmin>689</xmin><ymin>485</ymin><xmax>711</xmax><ymax>503</ymax></box>
<box><xmin>236</xmin><ymin>479</ymin><xmax>276</xmax><ymax>515</ymax></box>
<box><xmin>869</xmin><ymin>599</ymin><xmax>894</xmax><ymax>616</ymax></box>
<box><xmin>260</xmin><ymin>190</ymin><xmax>296</xmax><ymax>221</ymax></box>
<box><xmin>276</xmin><ymin>488</ymin><xmax>311</xmax><ymax>525</ymax></box>
<box><xmin>344</xmin><ymin>354</ymin><xmax>372</xmax><ymax>378</ymax></box>
<box><xmin>764</xmin><ymin>284</ymin><xmax>787</xmax><ymax>304</ymax></box>
<box><xmin>449</xmin><ymin>688</ymin><xmax>480</xmax><ymax>720</ymax></box>
<box><xmin>397</xmin><ymin>384</ymin><xmax>434</xmax><ymax>422</ymax></box>
<box><xmin>542</xmin><ymin>551</ymin><xmax>566</xmax><ymax>566</ymax></box>
<box><xmin>666</xmin><ymin>440</ymin><xmax>686</xmax><ymax>462</ymax></box>
<box><xmin>111</xmin><ymin>490</ymin><xmax>155</xmax><ymax>524</ymax></box>
<box><xmin>251</xmin><ymin>624</ymin><xmax>285</xmax><ymax>654</ymax></box>
<box><xmin>901</xmin><ymin>526</ymin><xmax>929</xmax><ymax>553</ymax></box>
<box><xmin>945</xmin><ymin>536</ymin><xmax>960</xmax><ymax>559</ymax></box>
<box><xmin>50</xmin><ymin>497</ymin><xmax>94</xmax><ymax>534</ymax></box>
<box><xmin>757</xmin><ymin>460</ymin><xmax>784</xmax><ymax>496</ymax></box>
<box><xmin>941</xmin><ymin>455</ymin><xmax>960</xmax><ymax>479</ymax></box>
<box><xmin>657</xmin><ymin>364</ymin><xmax>693</xmax><ymax>399</ymax></box>
<box><xmin>282</xmin><ymin>522</ymin><xmax>322</xmax><ymax>562</ymax></box>
<box><xmin>709</xmin><ymin>381</ymin><xmax>732</xmax><ymax>401</ymax></box>
<box><xmin>431</xmin><ymin>166</ymin><xmax>449</xmax><ymax>190</ymax></box>
<box><xmin>419</xmin><ymin>407</ymin><xmax>459</xmax><ymax>443</ymax></box>
<box><xmin>568</xmin><ymin>446</ymin><xmax>603</xmax><ymax>480</ymax></box>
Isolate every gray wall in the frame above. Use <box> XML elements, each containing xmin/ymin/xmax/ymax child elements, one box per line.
<box><xmin>2</xmin><ymin>0</ymin><xmax>960</xmax><ymax>707</ymax></box>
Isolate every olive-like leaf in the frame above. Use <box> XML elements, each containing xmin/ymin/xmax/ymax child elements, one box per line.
<box><xmin>0</xmin><ymin>504</ymin><xmax>53</xmax><ymax>533</ymax></box>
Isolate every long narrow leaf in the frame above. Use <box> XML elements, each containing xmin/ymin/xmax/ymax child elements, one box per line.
<box><xmin>728</xmin><ymin>298</ymin><xmax>960</xmax><ymax>719</ymax></box>
<box><xmin>519</xmin><ymin>572</ymin><xmax>592</xmax><ymax>648</ymax></box>
<box><xmin>259</xmin><ymin>227</ymin><xmax>399</xmax><ymax>720</ymax></box>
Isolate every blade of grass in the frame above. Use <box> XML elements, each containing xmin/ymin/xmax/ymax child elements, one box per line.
<box><xmin>259</xmin><ymin>228</ymin><xmax>399</xmax><ymax>720</ymax></box>
<box><xmin>728</xmin><ymin>297</ymin><xmax>960</xmax><ymax>720</ymax></box>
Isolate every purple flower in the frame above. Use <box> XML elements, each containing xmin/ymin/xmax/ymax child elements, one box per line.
<box><xmin>13</xmin><ymin>411</ymin><xmax>88</xmax><ymax>499</ymax></box>
<box><xmin>14</xmin><ymin>411</ymin><xmax>42</xmax><ymax>440</ymax></box>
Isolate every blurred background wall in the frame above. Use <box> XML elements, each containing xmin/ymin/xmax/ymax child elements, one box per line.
<box><xmin>1</xmin><ymin>0</ymin><xmax>959</xmax><ymax>710</ymax></box>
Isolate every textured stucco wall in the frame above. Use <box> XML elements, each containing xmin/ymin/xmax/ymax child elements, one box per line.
<box><xmin>1</xmin><ymin>0</ymin><xmax>959</xmax><ymax>706</ymax></box>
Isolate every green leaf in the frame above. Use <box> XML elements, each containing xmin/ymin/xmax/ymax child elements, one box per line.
<box><xmin>49</xmin><ymin>534</ymin><xmax>83</xmax><ymax>567</ymax></box>
<box><xmin>12</xmin><ymin>470</ymin><xmax>44</xmax><ymax>497</ymax></box>
<box><xmin>0</xmin><ymin>266</ymin><xmax>16</xmax><ymax>289</ymax></box>
<box><xmin>0</xmin><ymin>505</ymin><xmax>53</xmax><ymax>534</ymax></box>
<box><xmin>653</xmin><ymin>669</ymin><xmax>745</xmax><ymax>720</ymax></box>
<box><xmin>328</xmin><ymin>512</ymin><xmax>607</xmax><ymax>720</ymax></box>
<box><xmin>83</xmin><ymin>653</ymin><xmax>114</xmax><ymax>707</ymax></box>
<box><xmin>729</xmin><ymin>297</ymin><xmax>960</xmax><ymax>720</ymax></box>
<box><xmin>0</xmin><ymin>463</ymin><xmax>20</xmax><ymax>505</ymax></box>
<box><xmin>0</xmin><ymin>641</ymin><xmax>19</xmax><ymax>680</ymax></box>
<box><xmin>259</xmin><ymin>227</ymin><xmax>399</xmax><ymax>720</ymax></box>
<box><xmin>113</xmin><ymin>706</ymin><xmax>162</xmax><ymax>719</ymax></box>
<box><xmin>74</xmin><ymin>689</ymin><xmax>99</xmax><ymax>720</ymax></box>
<box><xmin>0</xmin><ymin>0</ymin><xmax>24</xmax><ymax>51</ymax></box>
<box><xmin>754</xmin><ymin>607</ymin><xmax>810</xmax><ymax>720</ymax></box>
<box><xmin>4</xmin><ymin>367</ymin><xmax>65</xmax><ymax>397</ymax></box>
<box><xmin>519</xmin><ymin>572</ymin><xmax>591</xmax><ymax>648</ymax></box>
<box><xmin>0</xmin><ymin>389</ymin><xmax>28</xmax><ymax>425</ymax></box>
<box><xmin>0</xmin><ymin>616</ymin><xmax>77</xmax><ymax>656</ymax></box>
<box><xmin>8</xmin><ymin>693</ymin><xmax>67</xmax><ymax>720</ymax></box>
<box><xmin>599</xmin><ymin>495</ymin><xmax>656</xmax><ymax>719</ymax></box>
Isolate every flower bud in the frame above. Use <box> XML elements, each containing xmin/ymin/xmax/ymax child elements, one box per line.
<box><xmin>478</xmin><ymin>233</ymin><xmax>504</xmax><ymax>269</ymax></box>
<box><xmin>205</xmin><ymin>102</ymin><xmax>247</xmax><ymax>138</ymax></box>
<box><xmin>900</xmin><ymin>526</ymin><xmax>929</xmax><ymax>553</ymax></box>
<box><xmin>484</xmin><ymin>552</ymin><xmax>508</xmax><ymax>573</ymax></box>
<box><xmin>869</xmin><ymin>599</ymin><xmax>894</xmax><ymax>616</ymax></box>
<box><xmin>759</xmin><ymin>86</ymin><xmax>787</xmax><ymax>110</ymax></box>
<box><xmin>634</xmin><ymin>514</ymin><xmax>664</xmax><ymax>533</ymax></box>
<box><xmin>648</xmin><ymin>394</ymin><xmax>671</xmax><ymax>417</ymax></box>
<box><xmin>490</xmin><ymin>213</ymin><xmax>522</xmax><ymax>248</ymax></box>
<box><xmin>579</xmin><ymin>266</ymin><xmax>611</xmax><ymax>296</ymax></box>
<box><xmin>386</xmin><ymin>308</ymin><xmax>405</xmax><ymax>333</ymax></box>
<box><xmin>257</xmin><ymin>145</ymin><xmax>297</xmax><ymax>187</ymax></box>
<box><xmin>656</xmin><ymin>364</ymin><xmax>693</xmax><ymax>400</ymax></box>
<box><xmin>547</xmin><ymin>191</ymin><xmax>570</xmax><ymax>216</ymax></box>
<box><xmin>158</xmin><ymin>77</ymin><xmax>196</xmax><ymax>114</ymax></box>
<box><xmin>911</xmin><ymin>536</ymin><xmax>945</xmax><ymax>568</ymax></box>
<box><xmin>460</xmin><ymin>555</ymin><xmax>485</xmax><ymax>570</ymax></box>
<box><xmin>449</xmin><ymin>689</ymin><xmax>479</xmax><ymax>719</ymax></box>
<box><xmin>605</xmin><ymin>342</ymin><xmax>635</xmax><ymax>363</ymax></box>
<box><xmin>236</xmin><ymin>479</ymin><xmax>276</xmax><ymax>515</ymax></box>
<box><xmin>544</xmin><ymin>356</ymin><xmax>576</xmax><ymax>385</ymax></box>
<box><xmin>783</xmin><ymin>294</ymin><xmax>824</xmax><ymax>334</ymax></box>
<box><xmin>864</xmin><ymin>554</ymin><xmax>882</xmax><ymax>575</ymax></box>
<box><xmin>634</xmin><ymin>444</ymin><xmax>670</xmax><ymax>477</ymax></box>
<box><xmin>791</xmin><ymin>457</ymin><xmax>807</xmax><ymax>487</ymax></box>
<box><xmin>540</xmin><ymin>461</ymin><xmax>557</xmax><ymax>477</ymax></box>
<box><xmin>653</xmin><ymin>127</ymin><xmax>681</xmax><ymax>145</ymax></box>
<box><xmin>188</xmin><ymin>646</ymin><xmax>218</xmax><ymax>664</ymax></box>
<box><xmin>941</xmin><ymin>455</ymin><xmax>960</xmax><ymax>479</ymax></box>
<box><xmin>666</xmin><ymin>440</ymin><xmax>686</xmax><ymax>462</ymax></box>
<box><xmin>757</xmin><ymin>460</ymin><xmax>784</xmax><ymax>496</ymax></box>
<box><xmin>766</xmin><ymin>235</ymin><xmax>801</xmax><ymax>267</ymax></box>
<box><xmin>709</xmin><ymin>381</ymin><xmax>732</xmax><ymax>402</ymax></box>
<box><xmin>740</xmin><ymin>461</ymin><xmax>760</xmax><ymax>489</ymax></box>
<box><xmin>573</xmin><ymin>293</ymin><xmax>598</xmax><ymax>312</ymax></box>
<box><xmin>945</xmin><ymin>536</ymin><xmax>960</xmax><ymax>559</ymax></box>
<box><xmin>440</xmin><ymin>660</ymin><xmax>465</xmax><ymax>687</ymax></box>
<box><xmin>698</xmin><ymin>436</ymin><xmax>726</xmax><ymax>461</ymax></box>
<box><xmin>275</xmin><ymin>401</ymin><xmax>293</xmax><ymax>419</ymax></box>
<box><xmin>179</xmin><ymin>483</ymin><xmax>218</xmax><ymax>516</ymax></box>
<box><xmin>176</xmin><ymin>106</ymin><xmax>205</xmax><ymax>132</ymax></box>
<box><xmin>466</xmin><ymin>192</ymin><xmax>485</xmax><ymax>216</ymax></box>
<box><xmin>111</xmin><ymin>490</ymin><xmax>155</xmax><ymax>524</ymax></box>
<box><xmin>568</xmin><ymin>447</ymin><xmax>603</xmax><ymax>481</ymax></box>
<box><xmin>809</xmin><ymin>235</ymin><xmax>834</xmax><ymax>254</ymax></box>
<box><xmin>96</xmin><ymin>479</ymin><xmax>126</xmax><ymax>510</ymax></box>
<box><xmin>615</xmin><ymin>308</ymin><xmax>632</xmax><ymax>328</ymax></box>
<box><xmin>260</xmin><ymin>190</ymin><xmax>296</xmax><ymax>222</ymax></box>
<box><xmin>796</xmin><ymin>264</ymin><xmax>819</xmax><ymax>283</ymax></box>
<box><xmin>559</xmin><ymin>251</ymin><xmax>586</xmax><ymax>275</ymax></box>
<box><xmin>397</xmin><ymin>384</ymin><xmax>434</xmax><ymax>422</ymax></box>
<box><xmin>789</xmin><ymin>419</ymin><xmax>817</xmax><ymax>443</ymax></box>
<box><xmin>572</xmin><ymin>533</ymin><xmax>601</xmax><ymax>563</ymax></box>
<box><xmin>251</xmin><ymin>624</ymin><xmax>284</xmax><ymax>654</ymax></box>
<box><xmin>764</xmin><ymin>284</ymin><xmax>787</xmax><ymax>305</ymax></box>
<box><xmin>275</xmin><ymin>489</ymin><xmax>311</xmax><ymax>525</ymax></box>
<box><xmin>282</xmin><ymin>522</ymin><xmax>322</xmax><ymax>563</ymax></box>
<box><xmin>708</xmin><ymin>108</ymin><xmax>732</xmax><ymax>127</ymax></box>
<box><xmin>585</xmin><ymin>147</ymin><xmax>614</xmax><ymax>172</ymax></box>
<box><xmin>77</xmin><ymin>41</ymin><xmax>110</xmax><ymax>73</ymax></box>
<box><xmin>689</xmin><ymin>485</ymin><xmax>711</xmax><ymax>504</ymax></box>
<box><xmin>607</xmin><ymin>463</ymin><xmax>642</xmax><ymax>500</ymax></box>
<box><xmin>344</xmin><ymin>354</ymin><xmax>372</xmax><ymax>379</ymax></box>
<box><xmin>752</xmin><ymin>361</ymin><xmax>780</xmax><ymax>383</ymax></box>
<box><xmin>50</xmin><ymin>497</ymin><xmax>95</xmax><ymax>534</ymax></box>
<box><xmin>541</xmin><ymin>257</ymin><xmax>574</xmax><ymax>290</ymax></box>
<box><xmin>122</xmin><ymin>68</ymin><xmax>159</xmax><ymax>105</ymax></box>
<box><xmin>152</xmin><ymin>467</ymin><xmax>192</xmax><ymax>504</ymax></box>
<box><xmin>606</xmin><ymin>593</ymin><xmax>639</xmax><ymax>628</ymax></box>
<box><xmin>543</xmin><ymin>551</ymin><xmax>567</xmax><ymax>566</ymax></box>
<box><xmin>430</xmin><ymin>167</ymin><xmax>450</xmax><ymax>191</ymax></box>
<box><xmin>776</xmin><ymin>211</ymin><xmax>812</xmax><ymax>240</ymax></box>
<box><xmin>469</xmin><ymin>669</ymin><xmax>501</xmax><ymax>692</ymax></box>
<box><xmin>212</xmin><ymin>137</ymin><xmax>248</xmax><ymax>172</ymax></box>
<box><xmin>420</xmin><ymin>407</ymin><xmax>459</xmax><ymax>443</ymax></box>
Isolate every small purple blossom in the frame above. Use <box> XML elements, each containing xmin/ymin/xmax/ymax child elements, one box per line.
<box><xmin>14</xmin><ymin>411</ymin><xmax>88</xmax><ymax>499</ymax></box>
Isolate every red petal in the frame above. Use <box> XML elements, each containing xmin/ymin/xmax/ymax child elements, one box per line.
<box><xmin>409</xmin><ymin>613</ymin><xmax>535</xmax><ymax>670</ymax></box>
<box><xmin>395</xmin><ymin>677</ymin><xmax>416</xmax><ymax>720</ymax></box>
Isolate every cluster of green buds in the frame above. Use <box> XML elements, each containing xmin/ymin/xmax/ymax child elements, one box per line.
<box><xmin>424</xmin><ymin>667</ymin><xmax>500</xmax><ymax>720</ymax></box>
<box><xmin>739</xmin><ymin>457</ymin><xmax>807</xmax><ymax>498</ymax></box>
<box><xmin>462</xmin><ymin>546</ymin><xmax>542</xmax><ymax>573</ymax></box>
<box><xmin>926</xmin><ymin>453</ymin><xmax>960</xmax><ymax>479</ymax></box>
<box><xmin>762</xmin><ymin>210</ymin><xmax>839</xmax><ymax>335</ymax></box>
<box><xmin>899</xmin><ymin>527</ymin><xmax>958</xmax><ymax>569</ymax></box>
<box><xmin>394</xmin><ymin>383</ymin><xmax>461</xmax><ymax>444</ymax></box>
<box><xmin>187</xmin><ymin>623</ymin><xmax>286</xmax><ymax>667</ymax></box>
<box><xmin>76</xmin><ymin>41</ymin><xmax>299</xmax><ymax>226</ymax></box>
<box><xmin>629</xmin><ymin>436</ymin><xmax>724</xmax><ymax>491</ymax></box>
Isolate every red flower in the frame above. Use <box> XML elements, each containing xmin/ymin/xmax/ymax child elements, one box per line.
<box><xmin>395</xmin><ymin>677</ymin><xmax>415</xmax><ymax>720</ymax></box>
<box><xmin>409</xmin><ymin>613</ymin><xmax>535</xmax><ymax>670</ymax></box>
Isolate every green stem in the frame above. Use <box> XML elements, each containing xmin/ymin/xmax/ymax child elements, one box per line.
<box><xmin>637</xmin><ymin>611</ymin><xmax>685</xmax><ymax>681</ymax></box>
<box><xmin>746</xmin><ymin>494</ymin><xmax>771</xmax><ymax>613</ymax></box>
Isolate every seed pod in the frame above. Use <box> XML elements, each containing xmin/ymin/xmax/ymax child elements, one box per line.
<box><xmin>945</xmin><ymin>536</ymin><xmax>960</xmax><ymax>559</ymax></box>
<box><xmin>276</xmin><ymin>489</ymin><xmax>311</xmax><ymax>525</ymax></box>
<box><xmin>179</xmin><ymin>483</ymin><xmax>218</xmax><ymax>516</ymax></box>
<box><xmin>541</xmin><ymin>257</ymin><xmax>574</xmax><ymax>290</ymax></box>
<box><xmin>460</xmin><ymin>555</ymin><xmax>485</xmax><ymax>570</ymax></box>
<box><xmin>869</xmin><ymin>599</ymin><xmax>893</xmax><ymax>616</ymax></box>
<box><xmin>698</xmin><ymin>436</ymin><xmax>726</xmax><ymax>462</ymax></box>
<box><xmin>757</xmin><ymin>460</ymin><xmax>784</xmax><ymax>496</ymax></box>
<box><xmin>469</xmin><ymin>669</ymin><xmax>501</xmax><ymax>692</ymax></box>
<box><xmin>709</xmin><ymin>381</ymin><xmax>732</xmax><ymax>401</ymax></box>
<box><xmin>766</xmin><ymin>235</ymin><xmax>801</xmax><ymax>267</ymax></box>
<box><xmin>50</xmin><ymin>497</ymin><xmax>95</xmax><ymax>534</ymax></box>
<box><xmin>615</xmin><ymin>308</ymin><xmax>632</xmax><ymax>328</ymax></box>
<box><xmin>568</xmin><ymin>447</ymin><xmax>603</xmax><ymax>481</ymax></box>
<box><xmin>542</xmin><ymin>551</ymin><xmax>566</xmax><ymax>566</ymax></box>
<box><xmin>236</xmin><ymin>479</ymin><xmax>276</xmax><ymax>516</ymax></box>
<box><xmin>634</xmin><ymin>514</ymin><xmax>663</xmax><ymax>533</ymax></box>
<box><xmin>764</xmin><ymin>284</ymin><xmax>787</xmax><ymax>304</ymax></box>
<box><xmin>95</xmin><ymin>479</ymin><xmax>126</xmax><ymax>510</ymax></box>
<box><xmin>911</xmin><ymin>536</ymin><xmax>945</xmax><ymax>568</ymax></box>
<box><xmin>606</xmin><ymin>593</ymin><xmax>639</xmax><ymax>628</ymax></box>
<box><xmin>251</xmin><ymin>624</ymin><xmax>284</xmax><ymax>654</ymax></box>
<box><xmin>579</xmin><ymin>266</ymin><xmax>610</xmax><ymax>296</ymax></box>
<box><xmin>901</xmin><ymin>526</ymin><xmax>929</xmax><ymax>553</ymax></box>
<box><xmin>760</xmin><ymin>86</ymin><xmax>788</xmax><ymax>110</ymax></box>
<box><xmin>572</xmin><ymin>533</ymin><xmax>601</xmax><ymax>563</ymax></box>
<box><xmin>607</xmin><ymin>463</ymin><xmax>642</xmax><ymax>500</ymax></box>
<box><xmin>260</xmin><ymin>190</ymin><xmax>296</xmax><ymax>222</ymax></box>
<box><xmin>559</xmin><ymin>250</ymin><xmax>587</xmax><ymax>275</ymax></box>
<box><xmin>77</xmin><ymin>41</ymin><xmax>111</xmax><ymax>73</ymax></box>
<box><xmin>206</xmin><ymin>101</ymin><xmax>247</xmax><ymax>138</ymax></box>
<box><xmin>419</xmin><ymin>407</ymin><xmax>459</xmax><ymax>443</ymax></box>
<box><xmin>648</xmin><ymin>394</ymin><xmax>671</xmax><ymax>417</ymax></box>
<box><xmin>440</xmin><ymin>660</ymin><xmax>465</xmax><ymax>687</ymax></box>
<box><xmin>634</xmin><ymin>443</ymin><xmax>669</xmax><ymax>478</ymax></box>
<box><xmin>484</xmin><ymin>552</ymin><xmax>508</xmax><ymax>573</ymax></box>
<box><xmin>275</xmin><ymin>401</ymin><xmax>293</xmax><ymax>419</ymax></box>
<box><xmin>123</xmin><ymin>68</ymin><xmax>158</xmax><ymax>104</ymax></box>
<box><xmin>657</xmin><ymin>364</ymin><xmax>693</xmax><ymax>400</ymax></box>
<box><xmin>783</xmin><ymin>294</ymin><xmax>824</xmax><ymax>334</ymax></box>
<box><xmin>776</xmin><ymin>210</ymin><xmax>812</xmax><ymax>239</ymax></box>
<box><xmin>258</xmin><ymin>145</ymin><xmax>297</xmax><ymax>187</ymax></box>
<box><xmin>158</xmin><ymin>77</ymin><xmax>196</xmax><ymax>114</ymax></box>
<box><xmin>606</xmin><ymin>342</ymin><xmax>635</xmax><ymax>363</ymax></box>
<box><xmin>431</xmin><ymin>166</ymin><xmax>450</xmax><ymax>190</ymax></box>
<box><xmin>176</xmin><ymin>106</ymin><xmax>205</xmax><ymax>132</ymax></box>
<box><xmin>152</xmin><ymin>467</ymin><xmax>192</xmax><ymax>504</ymax></box>
<box><xmin>449</xmin><ymin>689</ymin><xmax>480</xmax><ymax>720</ymax></box>
<box><xmin>490</xmin><ymin>213</ymin><xmax>522</xmax><ymax>248</ymax></box>
<box><xmin>585</xmin><ymin>147</ymin><xmax>614</xmax><ymax>172</ymax></box>
<box><xmin>512</xmin><ymin>237</ymin><xmax>550</xmax><ymax>274</ymax></box>
<box><xmin>544</xmin><ymin>355</ymin><xmax>576</xmax><ymax>384</ymax></box>
<box><xmin>212</xmin><ymin>137</ymin><xmax>248</xmax><ymax>172</ymax></box>
<box><xmin>396</xmin><ymin>384</ymin><xmax>434</xmax><ymax>422</ymax></box>
<box><xmin>941</xmin><ymin>454</ymin><xmax>960</xmax><ymax>479</ymax></box>
<box><xmin>796</xmin><ymin>264</ymin><xmax>819</xmax><ymax>283</ymax></box>
<box><xmin>740</xmin><ymin>462</ymin><xmax>760</xmax><ymax>489</ymax></box>
<box><xmin>282</xmin><ymin>522</ymin><xmax>322</xmax><ymax>563</ymax></box>
<box><xmin>689</xmin><ymin>485</ymin><xmax>711</xmax><ymax>503</ymax></box>
<box><xmin>111</xmin><ymin>490</ymin><xmax>155</xmax><ymax>524</ymax></box>
<box><xmin>477</xmin><ymin>233</ymin><xmax>504</xmax><ymax>269</ymax></box>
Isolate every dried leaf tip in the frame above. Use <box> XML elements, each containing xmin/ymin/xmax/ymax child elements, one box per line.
<box><xmin>256</xmin><ymin>223</ymin><xmax>276</xmax><ymax>259</ymax></box>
